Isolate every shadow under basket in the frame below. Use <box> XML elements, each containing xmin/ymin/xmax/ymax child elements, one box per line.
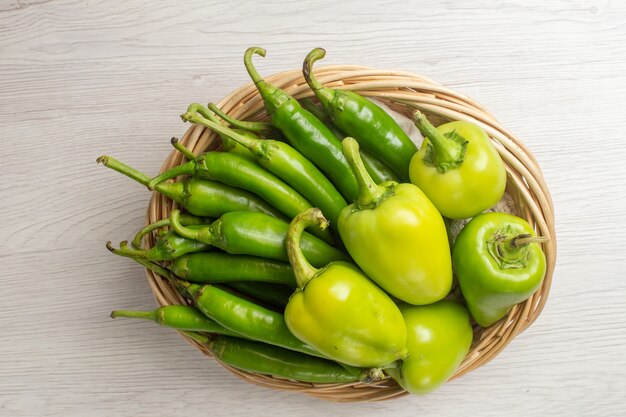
<box><xmin>142</xmin><ymin>65</ymin><xmax>556</xmax><ymax>402</ymax></box>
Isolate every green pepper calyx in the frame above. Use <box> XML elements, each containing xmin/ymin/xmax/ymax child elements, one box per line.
<box><xmin>413</xmin><ymin>111</ymin><xmax>468</xmax><ymax>173</ymax></box>
<box><xmin>487</xmin><ymin>226</ymin><xmax>548</xmax><ymax>269</ymax></box>
<box><xmin>244</xmin><ymin>47</ymin><xmax>287</xmax><ymax>115</ymax></box>
<box><xmin>342</xmin><ymin>137</ymin><xmax>394</xmax><ymax>209</ymax></box>
<box><xmin>286</xmin><ymin>208</ymin><xmax>330</xmax><ymax>288</ymax></box>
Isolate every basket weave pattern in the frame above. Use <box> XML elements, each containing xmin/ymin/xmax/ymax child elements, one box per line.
<box><xmin>143</xmin><ymin>66</ymin><xmax>556</xmax><ymax>402</ymax></box>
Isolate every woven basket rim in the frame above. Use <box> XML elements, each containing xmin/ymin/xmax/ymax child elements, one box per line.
<box><xmin>142</xmin><ymin>65</ymin><xmax>556</xmax><ymax>402</ymax></box>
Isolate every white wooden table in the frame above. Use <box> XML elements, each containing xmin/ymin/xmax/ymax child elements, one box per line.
<box><xmin>2</xmin><ymin>1</ymin><xmax>625</xmax><ymax>416</ymax></box>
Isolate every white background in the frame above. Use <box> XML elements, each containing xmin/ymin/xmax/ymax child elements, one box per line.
<box><xmin>2</xmin><ymin>0</ymin><xmax>625</xmax><ymax>416</ymax></box>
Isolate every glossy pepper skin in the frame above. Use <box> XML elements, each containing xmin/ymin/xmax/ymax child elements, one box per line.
<box><xmin>244</xmin><ymin>47</ymin><xmax>359</xmax><ymax>202</ymax></box>
<box><xmin>299</xmin><ymin>97</ymin><xmax>400</xmax><ymax>185</ymax></box>
<box><xmin>409</xmin><ymin>112</ymin><xmax>506</xmax><ymax>219</ymax></box>
<box><xmin>386</xmin><ymin>301</ymin><xmax>473</xmax><ymax>395</ymax></box>
<box><xmin>453</xmin><ymin>212</ymin><xmax>547</xmax><ymax>327</ymax></box>
<box><xmin>303</xmin><ymin>48</ymin><xmax>417</xmax><ymax>181</ymax></box>
<box><xmin>338</xmin><ymin>138</ymin><xmax>452</xmax><ymax>305</ymax></box>
<box><xmin>284</xmin><ymin>208</ymin><xmax>407</xmax><ymax>368</ymax></box>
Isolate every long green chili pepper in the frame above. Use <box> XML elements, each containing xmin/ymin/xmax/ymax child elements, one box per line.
<box><xmin>206</xmin><ymin>103</ymin><xmax>281</xmax><ymax>138</ymax></box>
<box><xmin>131</xmin><ymin>214</ymin><xmax>208</xmax><ymax>249</ymax></box>
<box><xmin>183</xmin><ymin>105</ymin><xmax>347</xmax><ymax>227</ymax></box>
<box><xmin>299</xmin><ymin>98</ymin><xmax>399</xmax><ymax>184</ymax></box>
<box><xmin>244</xmin><ymin>47</ymin><xmax>359</xmax><ymax>202</ymax></box>
<box><xmin>169</xmin><ymin>252</ymin><xmax>296</xmax><ymax>287</ymax></box>
<box><xmin>97</xmin><ymin>156</ymin><xmax>282</xmax><ymax>219</ymax></box>
<box><xmin>227</xmin><ymin>281</ymin><xmax>293</xmax><ymax>310</ymax></box>
<box><xmin>303</xmin><ymin>48</ymin><xmax>417</xmax><ymax>181</ymax></box>
<box><xmin>170</xmin><ymin>210</ymin><xmax>347</xmax><ymax>268</ymax></box>
<box><xmin>175</xmin><ymin>279</ymin><xmax>321</xmax><ymax>358</ymax></box>
<box><xmin>185</xmin><ymin>333</ymin><xmax>363</xmax><ymax>383</ymax></box>
<box><xmin>107</xmin><ymin>229</ymin><xmax>210</xmax><ymax>262</ymax></box>
<box><xmin>147</xmin><ymin>140</ymin><xmax>333</xmax><ymax>242</ymax></box>
<box><xmin>110</xmin><ymin>305</ymin><xmax>239</xmax><ymax>337</ymax></box>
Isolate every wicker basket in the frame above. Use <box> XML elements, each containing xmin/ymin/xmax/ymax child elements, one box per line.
<box><xmin>143</xmin><ymin>65</ymin><xmax>556</xmax><ymax>402</ymax></box>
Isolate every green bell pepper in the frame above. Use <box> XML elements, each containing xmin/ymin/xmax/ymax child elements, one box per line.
<box><xmin>284</xmin><ymin>208</ymin><xmax>408</xmax><ymax>368</ymax></box>
<box><xmin>453</xmin><ymin>212</ymin><xmax>548</xmax><ymax>327</ymax></box>
<box><xmin>386</xmin><ymin>300</ymin><xmax>473</xmax><ymax>395</ymax></box>
<box><xmin>337</xmin><ymin>137</ymin><xmax>452</xmax><ymax>305</ymax></box>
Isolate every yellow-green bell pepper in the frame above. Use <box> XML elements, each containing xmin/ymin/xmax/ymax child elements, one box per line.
<box><xmin>284</xmin><ymin>208</ymin><xmax>408</xmax><ymax>368</ymax></box>
<box><xmin>338</xmin><ymin>137</ymin><xmax>452</xmax><ymax>305</ymax></box>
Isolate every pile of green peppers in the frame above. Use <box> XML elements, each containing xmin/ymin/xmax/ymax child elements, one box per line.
<box><xmin>102</xmin><ymin>47</ymin><xmax>549</xmax><ymax>396</ymax></box>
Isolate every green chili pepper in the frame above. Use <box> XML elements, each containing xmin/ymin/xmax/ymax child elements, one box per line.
<box><xmin>386</xmin><ymin>301</ymin><xmax>473</xmax><ymax>395</ymax></box>
<box><xmin>148</xmin><ymin>141</ymin><xmax>312</xmax><ymax>221</ymax></box>
<box><xmin>207</xmin><ymin>103</ymin><xmax>282</xmax><ymax>139</ymax></box>
<box><xmin>337</xmin><ymin>138</ymin><xmax>452</xmax><ymax>305</ymax></box>
<box><xmin>182</xmin><ymin>105</ymin><xmax>347</xmax><ymax>227</ymax></box>
<box><xmin>452</xmin><ymin>212</ymin><xmax>548</xmax><ymax>327</ymax></box>
<box><xmin>284</xmin><ymin>208</ymin><xmax>408</xmax><ymax>367</ymax></box>
<box><xmin>187</xmin><ymin>333</ymin><xmax>362</xmax><ymax>384</ymax></box>
<box><xmin>300</xmin><ymin>98</ymin><xmax>399</xmax><ymax>185</ymax></box>
<box><xmin>409</xmin><ymin>111</ymin><xmax>507</xmax><ymax>219</ymax></box>
<box><xmin>176</xmin><ymin>279</ymin><xmax>322</xmax><ymax>358</ymax></box>
<box><xmin>227</xmin><ymin>281</ymin><xmax>293</xmax><ymax>310</ymax></box>
<box><xmin>169</xmin><ymin>252</ymin><xmax>296</xmax><ymax>287</ymax></box>
<box><xmin>244</xmin><ymin>47</ymin><xmax>359</xmax><ymax>202</ymax></box>
<box><xmin>110</xmin><ymin>305</ymin><xmax>239</xmax><ymax>337</ymax></box>
<box><xmin>97</xmin><ymin>156</ymin><xmax>282</xmax><ymax>219</ymax></box>
<box><xmin>303</xmin><ymin>48</ymin><xmax>417</xmax><ymax>181</ymax></box>
<box><xmin>170</xmin><ymin>209</ymin><xmax>347</xmax><ymax>268</ymax></box>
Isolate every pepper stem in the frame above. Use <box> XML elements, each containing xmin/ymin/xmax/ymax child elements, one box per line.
<box><xmin>512</xmin><ymin>234</ymin><xmax>550</xmax><ymax>247</ymax></box>
<box><xmin>286</xmin><ymin>208</ymin><xmax>329</xmax><ymax>288</ymax></box>
<box><xmin>181</xmin><ymin>330</ymin><xmax>212</xmax><ymax>345</ymax></box>
<box><xmin>147</xmin><ymin>159</ymin><xmax>195</xmax><ymax>190</ymax></box>
<box><xmin>208</xmin><ymin>103</ymin><xmax>275</xmax><ymax>135</ymax></box>
<box><xmin>170</xmin><ymin>137</ymin><xmax>196</xmax><ymax>160</ymax></box>
<box><xmin>110</xmin><ymin>309</ymin><xmax>157</xmax><ymax>322</ymax></box>
<box><xmin>303</xmin><ymin>48</ymin><xmax>335</xmax><ymax>107</ymax></box>
<box><xmin>131</xmin><ymin>219</ymin><xmax>171</xmax><ymax>249</ymax></box>
<box><xmin>488</xmin><ymin>228</ymin><xmax>548</xmax><ymax>269</ymax></box>
<box><xmin>413</xmin><ymin>110</ymin><xmax>468</xmax><ymax>173</ymax></box>
<box><xmin>97</xmin><ymin>155</ymin><xmax>151</xmax><ymax>187</ymax></box>
<box><xmin>106</xmin><ymin>240</ymin><xmax>152</xmax><ymax>260</ymax></box>
<box><xmin>182</xmin><ymin>110</ymin><xmax>263</xmax><ymax>157</ymax></box>
<box><xmin>170</xmin><ymin>209</ymin><xmax>214</xmax><ymax>245</ymax></box>
<box><xmin>342</xmin><ymin>137</ymin><xmax>388</xmax><ymax>207</ymax></box>
<box><xmin>244</xmin><ymin>47</ymin><xmax>267</xmax><ymax>85</ymax></box>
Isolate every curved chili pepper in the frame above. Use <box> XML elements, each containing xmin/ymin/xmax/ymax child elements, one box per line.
<box><xmin>303</xmin><ymin>48</ymin><xmax>417</xmax><ymax>181</ymax></box>
<box><xmin>183</xmin><ymin>105</ymin><xmax>347</xmax><ymax>227</ymax></box>
<box><xmin>110</xmin><ymin>305</ymin><xmax>239</xmax><ymax>337</ymax></box>
<box><xmin>97</xmin><ymin>155</ymin><xmax>282</xmax><ymax>219</ymax></box>
<box><xmin>169</xmin><ymin>252</ymin><xmax>296</xmax><ymax>287</ymax></box>
<box><xmin>243</xmin><ymin>47</ymin><xmax>359</xmax><ymax>202</ymax></box>
<box><xmin>170</xmin><ymin>210</ymin><xmax>347</xmax><ymax>268</ymax></box>
<box><xmin>300</xmin><ymin>98</ymin><xmax>399</xmax><ymax>184</ymax></box>
<box><xmin>187</xmin><ymin>333</ymin><xmax>363</xmax><ymax>383</ymax></box>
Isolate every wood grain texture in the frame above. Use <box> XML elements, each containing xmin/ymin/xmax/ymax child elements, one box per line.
<box><xmin>1</xmin><ymin>0</ymin><xmax>625</xmax><ymax>416</ymax></box>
